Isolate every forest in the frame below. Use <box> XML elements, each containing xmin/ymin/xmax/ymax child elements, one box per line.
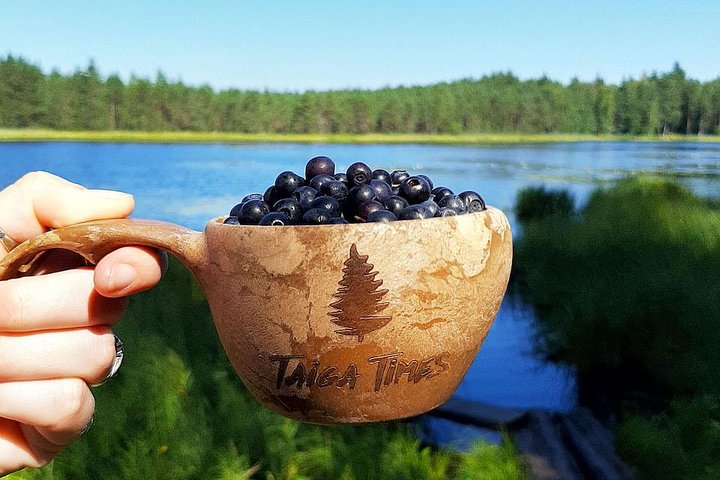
<box><xmin>1</xmin><ymin>55</ymin><xmax>719</xmax><ymax>136</ymax></box>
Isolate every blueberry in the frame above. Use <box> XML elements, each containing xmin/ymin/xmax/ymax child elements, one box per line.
<box><xmin>391</xmin><ymin>170</ymin><xmax>410</xmax><ymax>187</ymax></box>
<box><xmin>223</xmin><ymin>216</ymin><xmax>240</xmax><ymax>225</ymax></box>
<box><xmin>319</xmin><ymin>180</ymin><xmax>349</xmax><ymax>203</ymax></box>
<box><xmin>398</xmin><ymin>205</ymin><xmax>432</xmax><ymax>220</ymax></box>
<box><xmin>346</xmin><ymin>184</ymin><xmax>376</xmax><ymax>213</ymax></box>
<box><xmin>258</xmin><ymin>212</ymin><xmax>291</xmax><ymax>226</ymax></box>
<box><xmin>275</xmin><ymin>171</ymin><xmax>304</xmax><ymax>197</ymax></box>
<box><xmin>264</xmin><ymin>186</ymin><xmax>281</xmax><ymax>206</ymax></box>
<box><xmin>229</xmin><ymin>202</ymin><xmax>243</xmax><ymax>217</ymax></box>
<box><xmin>347</xmin><ymin>162</ymin><xmax>373</xmax><ymax>186</ymax></box>
<box><xmin>305</xmin><ymin>156</ymin><xmax>335</xmax><ymax>180</ymax></box>
<box><xmin>459</xmin><ymin>191</ymin><xmax>486</xmax><ymax>212</ymax></box>
<box><xmin>421</xmin><ymin>199</ymin><xmax>439</xmax><ymax>217</ymax></box>
<box><xmin>369</xmin><ymin>179</ymin><xmax>393</xmax><ymax>202</ymax></box>
<box><xmin>432</xmin><ymin>187</ymin><xmax>454</xmax><ymax>204</ymax></box>
<box><xmin>242</xmin><ymin>193</ymin><xmax>264</xmax><ymax>203</ymax></box>
<box><xmin>399</xmin><ymin>176</ymin><xmax>431</xmax><ymax>204</ymax></box>
<box><xmin>334</xmin><ymin>172</ymin><xmax>348</xmax><ymax>183</ymax></box>
<box><xmin>437</xmin><ymin>194</ymin><xmax>467</xmax><ymax>212</ymax></box>
<box><xmin>273</xmin><ymin>198</ymin><xmax>304</xmax><ymax>224</ymax></box>
<box><xmin>436</xmin><ymin>207</ymin><xmax>458</xmax><ymax>217</ymax></box>
<box><xmin>418</xmin><ymin>174</ymin><xmax>434</xmax><ymax>191</ymax></box>
<box><xmin>392</xmin><ymin>186</ymin><xmax>400</xmax><ymax>196</ymax></box>
<box><xmin>372</xmin><ymin>169</ymin><xmax>391</xmax><ymax>184</ymax></box>
<box><xmin>356</xmin><ymin>200</ymin><xmax>385</xmax><ymax>221</ymax></box>
<box><xmin>303</xmin><ymin>208</ymin><xmax>332</xmax><ymax>225</ymax></box>
<box><xmin>383</xmin><ymin>195</ymin><xmax>409</xmax><ymax>217</ymax></box>
<box><xmin>309</xmin><ymin>174</ymin><xmax>336</xmax><ymax>192</ymax></box>
<box><xmin>367</xmin><ymin>209</ymin><xmax>397</xmax><ymax>223</ymax></box>
<box><xmin>238</xmin><ymin>200</ymin><xmax>270</xmax><ymax>225</ymax></box>
<box><xmin>327</xmin><ymin>217</ymin><xmax>349</xmax><ymax>224</ymax></box>
<box><xmin>292</xmin><ymin>186</ymin><xmax>318</xmax><ymax>210</ymax></box>
<box><xmin>310</xmin><ymin>195</ymin><xmax>341</xmax><ymax>217</ymax></box>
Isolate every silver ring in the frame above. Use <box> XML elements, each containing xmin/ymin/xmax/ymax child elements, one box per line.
<box><xmin>91</xmin><ymin>334</ymin><xmax>124</xmax><ymax>387</ymax></box>
<box><xmin>108</xmin><ymin>334</ymin><xmax>124</xmax><ymax>379</ymax></box>
<box><xmin>0</xmin><ymin>227</ymin><xmax>19</xmax><ymax>252</ymax></box>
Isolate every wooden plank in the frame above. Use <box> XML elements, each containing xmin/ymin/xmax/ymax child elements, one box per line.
<box><xmin>431</xmin><ymin>396</ymin><xmax>527</xmax><ymax>429</ymax></box>
<box><xmin>513</xmin><ymin>410</ymin><xmax>584</xmax><ymax>480</ymax></box>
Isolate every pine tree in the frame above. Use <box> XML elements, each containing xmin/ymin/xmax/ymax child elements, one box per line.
<box><xmin>329</xmin><ymin>244</ymin><xmax>392</xmax><ymax>342</ymax></box>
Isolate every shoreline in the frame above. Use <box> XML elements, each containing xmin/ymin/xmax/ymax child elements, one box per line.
<box><xmin>1</xmin><ymin>129</ymin><xmax>719</xmax><ymax>145</ymax></box>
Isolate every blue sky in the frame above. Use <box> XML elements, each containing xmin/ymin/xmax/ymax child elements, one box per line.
<box><xmin>1</xmin><ymin>1</ymin><xmax>718</xmax><ymax>91</ymax></box>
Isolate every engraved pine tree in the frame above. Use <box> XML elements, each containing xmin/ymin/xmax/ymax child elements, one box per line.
<box><xmin>329</xmin><ymin>244</ymin><xmax>392</xmax><ymax>342</ymax></box>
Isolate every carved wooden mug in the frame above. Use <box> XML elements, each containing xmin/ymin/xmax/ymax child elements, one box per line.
<box><xmin>0</xmin><ymin>208</ymin><xmax>512</xmax><ymax>424</ymax></box>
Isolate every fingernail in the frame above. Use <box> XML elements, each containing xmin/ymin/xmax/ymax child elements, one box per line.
<box><xmin>108</xmin><ymin>263</ymin><xmax>135</xmax><ymax>292</ymax></box>
<box><xmin>87</xmin><ymin>189</ymin><xmax>133</xmax><ymax>200</ymax></box>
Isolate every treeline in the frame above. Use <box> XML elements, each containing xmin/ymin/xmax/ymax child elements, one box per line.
<box><xmin>1</xmin><ymin>55</ymin><xmax>720</xmax><ymax>135</ymax></box>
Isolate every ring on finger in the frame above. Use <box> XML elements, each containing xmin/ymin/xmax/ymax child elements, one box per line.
<box><xmin>0</xmin><ymin>227</ymin><xmax>19</xmax><ymax>253</ymax></box>
<box><xmin>91</xmin><ymin>334</ymin><xmax>124</xmax><ymax>387</ymax></box>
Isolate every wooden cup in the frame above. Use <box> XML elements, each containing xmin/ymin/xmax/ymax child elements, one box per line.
<box><xmin>0</xmin><ymin>208</ymin><xmax>512</xmax><ymax>423</ymax></box>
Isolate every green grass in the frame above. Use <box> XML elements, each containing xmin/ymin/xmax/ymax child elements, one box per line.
<box><xmin>1</xmin><ymin>128</ymin><xmax>720</xmax><ymax>145</ymax></box>
<box><xmin>8</xmin><ymin>259</ymin><xmax>527</xmax><ymax>480</ymax></box>
<box><xmin>513</xmin><ymin>177</ymin><xmax>720</xmax><ymax>479</ymax></box>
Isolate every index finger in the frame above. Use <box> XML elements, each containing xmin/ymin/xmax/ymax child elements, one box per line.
<box><xmin>0</xmin><ymin>172</ymin><xmax>134</xmax><ymax>258</ymax></box>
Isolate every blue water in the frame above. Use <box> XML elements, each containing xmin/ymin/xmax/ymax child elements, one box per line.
<box><xmin>2</xmin><ymin>141</ymin><xmax>719</xmax><ymax>412</ymax></box>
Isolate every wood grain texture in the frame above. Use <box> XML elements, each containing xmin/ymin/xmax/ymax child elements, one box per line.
<box><xmin>0</xmin><ymin>208</ymin><xmax>512</xmax><ymax>423</ymax></box>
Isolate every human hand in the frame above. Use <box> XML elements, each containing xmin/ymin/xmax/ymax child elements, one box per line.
<box><xmin>0</xmin><ymin>172</ymin><xmax>164</xmax><ymax>475</ymax></box>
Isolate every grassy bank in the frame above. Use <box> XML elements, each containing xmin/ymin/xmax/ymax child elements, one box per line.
<box><xmin>1</xmin><ymin>128</ymin><xmax>720</xmax><ymax>145</ymax></box>
<box><xmin>513</xmin><ymin>178</ymin><xmax>720</xmax><ymax>479</ymax></box>
<box><xmin>10</xmin><ymin>259</ymin><xmax>527</xmax><ymax>480</ymax></box>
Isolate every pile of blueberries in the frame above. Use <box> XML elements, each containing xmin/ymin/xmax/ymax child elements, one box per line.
<box><xmin>224</xmin><ymin>156</ymin><xmax>486</xmax><ymax>226</ymax></box>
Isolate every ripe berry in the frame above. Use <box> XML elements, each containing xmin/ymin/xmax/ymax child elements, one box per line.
<box><xmin>356</xmin><ymin>200</ymin><xmax>385</xmax><ymax>221</ymax></box>
<box><xmin>273</xmin><ymin>198</ymin><xmax>304</xmax><ymax>224</ymax></box>
<box><xmin>383</xmin><ymin>195</ymin><xmax>409</xmax><ymax>217</ymax></box>
<box><xmin>459</xmin><ymin>191</ymin><xmax>486</xmax><ymax>212</ymax></box>
<box><xmin>242</xmin><ymin>193</ymin><xmax>264</xmax><ymax>203</ymax></box>
<box><xmin>275</xmin><ymin>171</ymin><xmax>304</xmax><ymax>197</ymax></box>
<box><xmin>223</xmin><ymin>216</ymin><xmax>240</xmax><ymax>225</ymax></box>
<box><xmin>370</xmin><ymin>179</ymin><xmax>393</xmax><ymax>202</ymax></box>
<box><xmin>437</xmin><ymin>207</ymin><xmax>458</xmax><ymax>217</ymax></box>
<box><xmin>303</xmin><ymin>208</ymin><xmax>332</xmax><ymax>224</ymax></box>
<box><xmin>367</xmin><ymin>209</ymin><xmax>397</xmax><ymax>223</ymax></box>
<box><xmin>292</xmin><ymin>186</ymin><xmax>318</xmax><ymax>210</ymax></box>
<box><xmin>421</xmin><ymin>199</ymin><xmax>439</xmax><ymax>217</ymax></box>
<box><xmin>391</xmin><ymin>170</ymin><xmax>410</xmax><ymax>187</ymax></box>
<box><xmin>264</xmin><ymin>186</ymin><xmax>281</xmax><ymax>206</ymax></box>
<box><xmin>319</xmin><ymin>180</ymin><xmax>349</xmax><ymax>202</ymax></box>
<box><xmin>347</xmin><ymin>162</ymin><xmax>373</xmax><ymax>186</ymax></box>
<box><xmin>398</xmin><ymin>205</ymin><xmax>432</xmax><ymax>220</ymax></box>
<box><xmin>432</xmin><ymin>187</ymin><xmax>454</xmax><ymax>204</ymax></box>
<box><xmin>310</xmin><ymin>195</ymin><xmax>341</xmax><ymax>217</ymax></box>
<box><xmin>372</xmin><ymin>169</ymin><xmax>391</xmax><ymax>184</ymax></box>
<box><xmin>346</xmin><ymin>184</ymin><xmax>376</xmax><ymax>212</ymax></box>
<box><xmin>437</xmin><ymin>194</ymin><xmax>467</xmax><ymax>212</ymax></box>
<box><xmin>327</xmin><ymin>217</ymin><xmax>349</xmax><ymax>224</ymax></box>
<box><xmin>399</xmin><ymin>176</ymin><xmax>431</xmax><ymax>204</ymax></box>
<box><xmin>418</xmin><ymin>174</ymin><xmax>434</xmax><ymax>191</ymax></box>
<box><xmin>309</xmin><ymin>174</ymin><xmax>335</xmax><ymax>192</ymax></box>
<box><xmin>259</xmin><ymin>212</ymin><xmax>291</xmax><ymax>226</ymax></box>
<box><xmin>229</xmin><ymin>203</ymin><xmax>243</xmax><ymax>217</ymax></box>
<box><xmin>238</xmin><ymin>200</ymin><xmax>270</xmax><ymax>225</ymax></box>
<box><xmin>334</xmin><ymin>172</ymin><xmax>348</xmax><ymax>183</ymax></box>
<box><xmin>305</xmin><ymin>156</ymin><xmax>335</xmax><ymax>180</ymax></box>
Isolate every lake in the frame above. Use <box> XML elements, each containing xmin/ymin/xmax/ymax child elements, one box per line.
<box><xmin>2</xmin><ymin>141</ymin><xmax>719</xmax><ymax>414</ymax></box>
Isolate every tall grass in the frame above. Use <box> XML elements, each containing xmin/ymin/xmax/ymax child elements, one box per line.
<box><xmin>513</xmin><ymin>177</ymin><xmax>720</xmax><ymax>479</ymax></box>
<box><xmin>9</xmin><ymin>259</ymin><xmax>526</xmax><ymax>480</ymax></box>
<box><xmin>2</xmin><ymin>128</ymin><xmax>720</xmax><ymax>145</ymax></box>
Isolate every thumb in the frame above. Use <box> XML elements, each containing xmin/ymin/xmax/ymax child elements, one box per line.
<box><xmin>0</xmin><ymin>172</ymin><xmax>134</xmax><ymax>250</ymax></box>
